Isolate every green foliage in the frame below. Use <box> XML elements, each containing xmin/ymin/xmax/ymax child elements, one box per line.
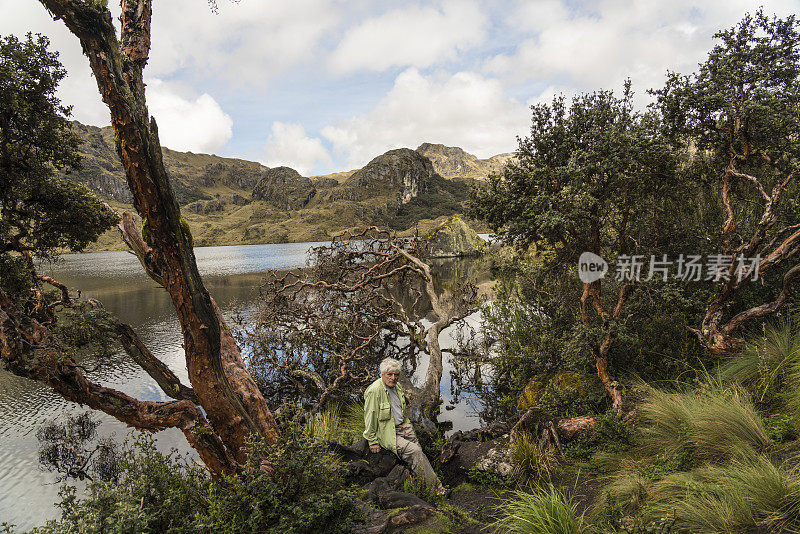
<box><xmin>403</xmin><ymin>468</ymin><xmax>446</xmax><ymax>507</ymax></box>
<box><xmin>0</xmin><ymin>33</ymin><xmax>118</xmax><ymax>259</ymax></box>
<box><xmin>465</xmin><ymin>467</ymin><xmax>514</xmax><ymax>488</ymax></box>
<box><xmin>762</xmin><ymin>413</ymin><xmax>797</xmax><ymax>444</ymax></box>
<box><xmin>32</xmin><ymin>414</ymin><xmax>364</xmax><ymax>534</ymax></box>
<box><xmin>491</xmin><ymin>486</ymin><xmax>587</xmax><ymax>534</ymax></box>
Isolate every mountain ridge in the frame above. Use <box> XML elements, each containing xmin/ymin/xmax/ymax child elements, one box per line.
<box><xmin>65</xmin><ymin>122</ymin><xmax>506</xmax><ymax>250</ymax></box>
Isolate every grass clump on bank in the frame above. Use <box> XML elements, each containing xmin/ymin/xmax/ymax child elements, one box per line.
<box><xmin>592</xmin><ymin>376</ymin><xmax>800</xmax><ymax>533</ymax></box>
<box><xmin>491</xmin><ymin>486</ymin><xmax>587</xmax><ymax>534</ymax></box>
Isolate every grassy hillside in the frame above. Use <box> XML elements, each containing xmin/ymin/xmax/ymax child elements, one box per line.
<box><xmin>69</xmin><ymin>122</ymin><xmax>503</xmax><ymax>251</ymax></box>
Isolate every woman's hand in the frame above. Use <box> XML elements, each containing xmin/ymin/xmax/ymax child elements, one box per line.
<box><xmin>370</xmin><ymin>444</ymin><xmax>380</xmax><ymax>453</ymax></box>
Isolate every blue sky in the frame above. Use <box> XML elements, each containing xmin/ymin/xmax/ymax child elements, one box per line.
<box><xmin>2</xmin><ymin>0</ymin><xmax>799</xmax><ymax>175</ymax></box>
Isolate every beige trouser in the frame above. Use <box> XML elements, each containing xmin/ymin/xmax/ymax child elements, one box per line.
<box><xmin>395</xmin><ymin>422</ymin><xmax>443</xmax><ymax>491</ymax></box>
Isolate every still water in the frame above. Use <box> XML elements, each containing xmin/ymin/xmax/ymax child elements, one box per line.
<box><xmin>0</xmin><ymin>242</ymin><xmax>485</xmax><ymax>529</ymax></box>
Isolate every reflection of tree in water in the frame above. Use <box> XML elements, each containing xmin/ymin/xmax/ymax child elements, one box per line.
<box><xmin>246</xmin><ymin>230</ymin><xmax>485</xmax><ymax>435</ymax></box>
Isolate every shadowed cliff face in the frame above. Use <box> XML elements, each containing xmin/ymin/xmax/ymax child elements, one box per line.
<box><xmin>334</xmin><ymin>148</ymin><xmax>436</xmax><ymax>204</ymax></box>
<box><xmin>252</xmin><ymin>166</ymin><xmax>316</xmax><ymax>210</ymax></box>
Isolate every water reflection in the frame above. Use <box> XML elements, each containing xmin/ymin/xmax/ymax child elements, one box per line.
<box><xmin>0</xmin><ymin>243</ymin><xmax>490</xmax><ymax>529</ymax></box>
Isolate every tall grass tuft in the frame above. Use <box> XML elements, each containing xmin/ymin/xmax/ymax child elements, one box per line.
<box><xmin>645</xmin><ymin>455</ymin><xmax>800</xmax><ymax>533</ymax></box>
<box><xmin>637</xmin><ymin>384</ymin><xmax>770</xmax><ymax>464</ymax></box>
<box><xmin>717</xmin><ymin>316</ymin><xmax>800</xmax><ymax>409</ymax></box>
<box><xmin>304</xmin><ymin>404</ymin><xmax>344</xmax><ymax>443</ymax></box>
<box><xmin>509</xmin><ymin>432</ymin><xmax>555</xmax><ymax>484</ymax></box>
<box><xmin>491</xmin><ymin>486</ymin><xmax>586</xmax><ymax>534</ymax></box>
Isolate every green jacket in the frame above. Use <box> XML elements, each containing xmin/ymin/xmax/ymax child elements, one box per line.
<box><xmin>363</xmin><ymin>377</ymin><xmax>409</xmax><ymax>455</ymax></box>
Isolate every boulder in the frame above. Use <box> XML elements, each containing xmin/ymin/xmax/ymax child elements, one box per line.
<box><xmin>439</xmin><ymin>427</ymin><xmax>514</xmax><ymax>486</ymax></box>
<box><xmin>252</xmin><ymin>166</ymin><xmax>316</xmax><ymax>210</ymax></box>
<box><xmin>425</xmin><ymin>216</ymin><xmax>485</xmax><ymax>258</ymax></box>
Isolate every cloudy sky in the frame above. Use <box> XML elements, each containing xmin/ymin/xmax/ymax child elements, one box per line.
<box><xmin>2</xmin><ymin>0</ymin><xmax>798</xmax><ymax>175</ymax></box>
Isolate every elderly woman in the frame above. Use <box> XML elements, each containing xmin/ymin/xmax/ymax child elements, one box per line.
<box><xmin>363</xmin><ymin>357</ymin><xmax>444</xmax><ymax>493</ymax></box>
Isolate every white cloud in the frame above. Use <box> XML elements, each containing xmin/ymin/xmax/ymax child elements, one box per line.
<box><xmin>148</xmin><ymin>0</ymin><xmax>340</xmax><ymax>86</ymax></box>
<box><xmin>329</xmin><ymin>0</ymin><xmax>487</xmax><ymax>74</ymax></box>
<box><xmin>321</xmin><ymin>68</ymin><xmax>527</xmax><ymax>169</ymax></box>
<box><xmin>147</xmin><ymin>80</ymin><xmax>233</xmax><ymax>153</ymax></box>
<box><xmin>486</xmin><ymin>0</ymin><xmax>800</xmax><ymax>103</ymax></box>
<box><xmin>0</xmin><ymin>1</ymin><xmax>113</xmax><ymax>126</ymax></box>
<box><xmin>262</xmin><ymin>122</ymin><xmax>333</xmax><ymax>175</ymax></box>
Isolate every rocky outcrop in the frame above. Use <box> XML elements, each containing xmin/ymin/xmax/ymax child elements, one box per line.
<box><xmin>198</xmin><ymin>161</ymin><xmax>264</xmax><ymax>190</ymax></box>
<box><xmin>338</xmin><ymin>149</ymin><xmax>436</xmax><ymax>204</ymax></box>
<box><xmin>331</xmin><ymin>438</ymin><xmax>438</xmax><ymax>533</ymax></box>
<box><xmin>425</xmin><ymin>216</ymin><xmax>485</xmax><ymax>258</ymax></box>
<box><xmin>252</xmin><ymin>166</ymin><xmax>316</xmax><ymax>210</ymax></box>
<box><xmin>416</xmin><ymin>142</ymin><xmax>513</xmax><ymax>181</ymax></box>
<box><xmin>66</xmin><ymin>122</ymin><xmax>132</xmax><ymax>203</ymax></box>
<box><xmin>313</xmin><ymin>176</ymin><xmax>340</xmax><ymax>189</ymax></box>
<box><xmin>185</xmin><ymin>198</ymin><xmax>225</xmax><ymax>214</ymax></box>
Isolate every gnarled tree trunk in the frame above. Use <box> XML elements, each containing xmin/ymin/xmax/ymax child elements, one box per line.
<box><xmin>31</xmin><ymin>0</ymin><xmax>279</xmax><ymax>472</ymax></box>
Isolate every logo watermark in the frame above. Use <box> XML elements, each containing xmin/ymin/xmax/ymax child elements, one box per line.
<box><xmin>578</xmin><ymin>252</ymin><xmax>609</xmax><ymax>283</ymax></box>
<box><xmin>577</xmin><ymin>253</ymin><xmax>762</xmax><ymax>282</ymax></box>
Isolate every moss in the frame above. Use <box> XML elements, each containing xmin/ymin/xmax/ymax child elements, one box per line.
<box><xmin>517</xmin><ymin>374</ymin><xmax>547</xmax><ymax>412</ymax></box>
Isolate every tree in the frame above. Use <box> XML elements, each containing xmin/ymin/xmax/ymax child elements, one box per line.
<box><xmin>2</xmin><ymin>0</ymin><xmax>278</xmax><ymax>477</ymax></box>
<box><xmin>248</xmin><ymin>228</ymin><xmax>478</xmax><ymax>437</ymax></box>
<box><xmin>470</xmin><ymin>83</ymin><xmax>686</xmax><ymax>411</ymax></box>
<box><xmin>655</xmin><ymin>11</ymin><xmax>800</xmax><ymax>354</ymax></box>
<box><xmin>0</xmin><ymin>32</ymin><xmax>118</xmax><ymax>297</ymax></box>
<box><xmin>0</xmin><ymin>31</ymin><xmax>119</xmax><ymax>319</ymax></box>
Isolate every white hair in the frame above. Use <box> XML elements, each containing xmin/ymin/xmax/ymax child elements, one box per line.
<box><xmin>380</xmin><ymin>358</ymin><xmax>401</xmax><ymax>375</ymax></box>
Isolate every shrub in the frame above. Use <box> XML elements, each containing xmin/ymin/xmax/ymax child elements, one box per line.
<box><xmin>491</xmin><ymin>486</ymin><xmax>587</xmax><ymax>534</ymax></box>
<box><xmin>32</xmin><ymin>412</ymin><xmax>364</xmax><ymax>534</ymax></box>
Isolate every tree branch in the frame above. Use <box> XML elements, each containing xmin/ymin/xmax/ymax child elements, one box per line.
<box><xmin>115</xmin><ymin>322</ymin><xmax>197</xmax><ymax>403</ymax></box>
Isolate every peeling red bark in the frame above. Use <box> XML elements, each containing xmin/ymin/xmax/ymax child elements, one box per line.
<box><xmin>37</xmin><ymin>0</ymin><xmax>279</xmax><ymax>466</ymax></box>
<box><xmin>0</xmin><ymin>288</ymin><xmax>236</xmax><ymax>476</ymax></box>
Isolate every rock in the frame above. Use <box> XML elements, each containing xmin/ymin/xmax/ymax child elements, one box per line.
<box><xmin>199</xmin><ymin>161</ymin><xmax>263</xmax><ymax>189</ymax></box>
<box><xmin>439</xmin><ymin>431</ymin><xmax>513</xmax><ymax>486</ymax></box>
<box><xmin>329</xmin><ymin>439</ymin><xmax>402</xmax><ymax>486</ymax></box>
<box><xmin>351</xmin><ymin>509</ymin><xmax>391</xmax><ymax>534</ymax></box>
<box><xmin>365</xmin><ymin>478</ymin><xmax>433</xmax><ymax>510</ymax></box>
<box><xmin>350</xmin><ymin>504</ymin><xmax>435</xmax><ymax>534</ymax></box>
<box><xmin>252</xmin><ymin>166</ymin><xmax>316</xmax><ymax>210</ymax></box>
<box><xmin>313</xmin><ymin>176</ymin><xmax>340</xmax><ymax>189</ymax></box>
<box><xmin>416</xmin><ymin>142</ymin><xmax>513</xmax><ymax>181</ymax></box>
<box><xmin>184</xmin><ymin>200</ymin><xmax>205</xmax><ymax>213</ymax></box>
<box><xmin>337</xmin><ymin>148</ymin><xmax>436</xmax><ymax>204</ymax></box>
<box><xmin>202</xmin><ymin>198</ymin><xmax>225</xmax><ymax>213</ymax></box>
<box><xmin>228</xmin><ymin>193</ymin><xmax>249</xmax><ymax>205</ymax></box>
<box><xmin>425</xmin><ymin>216</ymin><xmax>485</xmax><ymax>258</ymax></box>
<box><xmin>556</xmin><ymin>415</ymin><xmax>599</xmax><ymax>442</ymax></box>
<box><xmin>387</xmin><ymin>505</ymin><xmax>436</xmax><ymax>529</ymax></box>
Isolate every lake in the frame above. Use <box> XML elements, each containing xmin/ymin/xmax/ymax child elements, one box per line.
<box><xmin>0</xmin><ymin>241</ymin><xmax>488</xmax><ymax>530</ymax></box>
